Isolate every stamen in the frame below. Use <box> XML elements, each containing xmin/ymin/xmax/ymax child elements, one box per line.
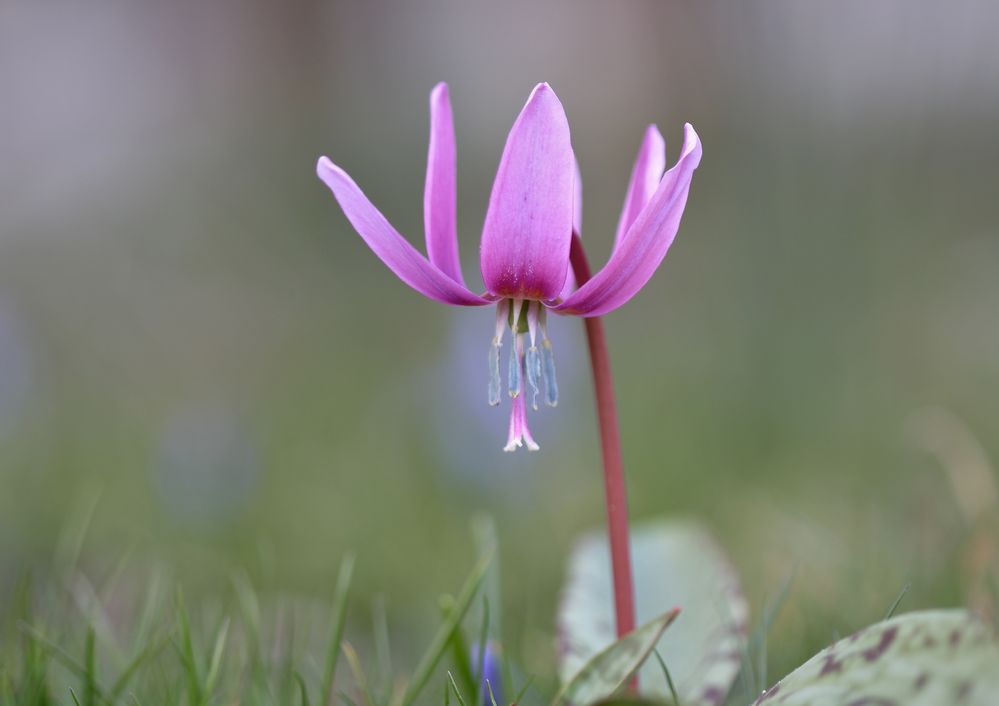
<box><xmin>488</xmin><ymin>341</ymin><xmax>501</xmax><ymax>406</ymax></box>
<box><xmin>507</xmin><ymin>333</ymin><xmax>522</xmax><ymax>398</ymax></box>
<box><xmin>525</xmin><ymin>346</ymin><xmax>541</xmax><ymax>410</ymax></box>
<box><xmin>494</xmin><ymin>300</ymin><xmax>510</xmax><ymax>343</ymax></box>
<box><xmin>524</xmin><ymin>303</ymin><xmax>542</xmax><ymax>410</ymax></box>
<box><xmin>541</xmin><ymin>341</ymin><xmax>558</xmax><ymax>407</ymax></box>
<box><xmin>526</xmin><ymin>302</ymin><xmax>540</xmax><ymax>347</ymax></box>
<box><xmin>487</xmin><ymin>300</ymin><xmax>510</xmax><ymax>407</ymax></box>
<box><xmin>539</xmin><ymin>308</ymin><xmax>559</xmax><ymax>407</ymax></box>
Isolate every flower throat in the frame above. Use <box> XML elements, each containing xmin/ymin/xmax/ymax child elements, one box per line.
<box><xmin>488</xmin><ymin>299</ymin><xmax>558</xmax><ymax>451</ymax></box>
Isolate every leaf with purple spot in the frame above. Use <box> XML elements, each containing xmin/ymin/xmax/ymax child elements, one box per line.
<box><xmin>754</xmin><ymin>610</ymin><xmax>999</xmax><ymax>705</ymax></box>
<box><xmin>554</xmin><ymin>610</ymin><xmax>680</xmax><ymax>706</ymax></box>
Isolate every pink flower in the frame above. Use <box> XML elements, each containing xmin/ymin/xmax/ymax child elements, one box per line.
<box><xmin>317</xmin><ymin>83</ymin><xmax>701</xmax><ymax>451</ymax></box>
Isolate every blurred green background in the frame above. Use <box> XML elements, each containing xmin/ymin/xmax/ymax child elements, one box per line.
<box><xmin>1</xmin><ymin>0</ymin><xmax>998</xmax><ymax>682</ymax></box>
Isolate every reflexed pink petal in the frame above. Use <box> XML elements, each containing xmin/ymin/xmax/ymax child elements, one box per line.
<box><xmin>613</xmin><ymin>124</ymin><xmax>666</xmax><ymax>252</ymax></box>
<box><xmin>573</xmin><ymin>155</ymin><xmax>583</xmax><ymax>235</ymax></box>
<box><xmin>559</xmin><ymin>157</ymin><xmax>583</xmax><ymax>300</ymax></box>
<box><xmin>317</xmin><ymin>157</ymin><xmax>489</xmax><ymax>307</ymax></box>
<box><xmin>424</xmin><ymin>83</ymin><xmax>465</xmax><ymax>285</ymax></box>
<box><xmin>480</xmin><ymin>83</ymin><xmax>575</xmax><ymax>301</ymax></box>
<box><xmin>553</xmin><ymin>124</ymin><xmax>702</xmax><ymax>317</ymax></box>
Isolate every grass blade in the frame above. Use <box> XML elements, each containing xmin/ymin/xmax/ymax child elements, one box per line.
<box><xmin>473</xmin><ymin>598</ymin><xmax>490</xmax><ymax>706</ymax></box>
<box><xmin>372</xmin><ymin>594</ymin><xmax>393</xmax><ymax>704</ymax></box>
<box><xmin>652</xmin><ymin>649</ymin><xmax>679</xmax><ymax>706</ymax></box>
<box><xmin>110</xmin><ymin>635</ymin><xmax>172</xmax><ymax>700</ymax></box>
<box><xmin>446</xmin><ymin>671</ymin><xmax>468</xmax><ymax>706</ymax></box>
<box><xmin>441</xmin><ymin>595</ymin><xmax>476</xmax><ymax>703</ymax></box>
<box><xmin>884</xmin><ymin>581</ymin><xmax>912</xmax><ymax>620</ymax></box>
<box><xmin>20</xmin><ymin>624</ymin><xmax>112</xmax><ymax>705</ymax></box>
<box><xmin>296</xmin><ymin>671</ymin><xmax>312</xmax><ymax>706</ymax></box>
<box><xmin>323</xmin><ymin>553</ymin><xmax>356</xmax><ymax>706</ymax></box>
<box><xmin>175</xmin><ymin>590</ymin><xmax>203</xmax><ymax>706</ymax></box>
<box><xmin>84</xmin><ymin>627</ymin><xmax>96</xmax><ymax>706</ymax></box>
<box><xmin>203</xmin><ymin>616</ymin><xmax>230</xmax><ymax>697</ymax></box>
<box><xmin>511</xmin><ymin>675</ymin><xmax>534</xmax><ymax>706</ymax></box>
<box><xmin>342</xmin><ymin>640</ymin><xmax>376</xmax><ymax>706</ymax></box>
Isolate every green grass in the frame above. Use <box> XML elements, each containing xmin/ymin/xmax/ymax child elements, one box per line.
<box><xmin>0</xmin><ymin>545</ymin><xmax>535</xmax><ymax>706</ymax></box>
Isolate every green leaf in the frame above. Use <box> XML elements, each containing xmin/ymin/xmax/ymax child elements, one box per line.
<box><xmin>559</xmin><ymin>521</ymin><xmax>747</xmax><ymax>706</ymax></box>
<box><xmin>754</xmin><ymin>609</ymin><xmax>999</xmax><ymax>705</ymax></box>
<box><xmin>553</xmin><ymin>610</ymin><xmax>679</xmax><ymax>706</ymax></box>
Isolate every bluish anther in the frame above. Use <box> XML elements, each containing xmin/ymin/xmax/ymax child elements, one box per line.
<box><xmin>525</xmin><ymin>346</ymin><xmax>541</xmax><ymax>410</ymax></box>
<box><xmin>541</xmin><ymin>339</ymin><xmax>558</xmax><ymax>407</ymax></box>
<box><xmin>487</xmin><ymin>339</ymin><xmax>501</xmax><ymax>406</ymax></box>
<box><xmin>507</xmin><ymin>339</ymin><xmax>522</xmax><ymax>398</ymax></box>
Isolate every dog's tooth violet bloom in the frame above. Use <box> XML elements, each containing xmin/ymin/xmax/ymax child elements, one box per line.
<box><xmin>317</xmin><ymin>82</ymin><xmax>701</xmax><ymax>452</ymax></box>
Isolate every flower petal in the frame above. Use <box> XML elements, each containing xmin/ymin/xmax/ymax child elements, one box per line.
<box><xmin>559</xmin><ymin>156</ymin><xmax>583</xmax><ymax>300</ymax></box>
<box><xmin>317</xmin><ymin>157</ymin><xmax>489</xmax><ymax>306</ymax></box>
<box><xmin>613</xmin><ymin>124</ymin><xmax>666</xmax><ymax>252</ymax></box>
<box><xmin>424</xmin><ymin>83</ymin><xmax>465</xmax><ymax>285</ymax></box>
<box><xmin>553</xmin><ymin>124</ymin><xmax>702</xmax><ymax>317</ymax></box>
<box><xmin>573</xmin><ymin>154</ymin><xmax>583</xmax><ymax>235</ymax></box>
<box><xmin>480</xmin><ymin>83</ymin><xmax>575</xmax><ymax>301</ymax></box>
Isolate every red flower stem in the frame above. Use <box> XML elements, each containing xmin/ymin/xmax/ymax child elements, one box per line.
<box><xmin>569</xmin><ymin>233</ymin><xmax>637</xmax><ymax>642</ymax></box>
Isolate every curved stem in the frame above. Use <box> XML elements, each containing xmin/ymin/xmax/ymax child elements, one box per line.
<box><xmin>569</xmin><ymin>233</ymin><xmax>636</xmax><ymax>641</ymax></box>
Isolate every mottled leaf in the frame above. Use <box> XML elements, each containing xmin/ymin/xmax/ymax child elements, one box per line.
<box><xmin>591</xmin><ymin>698</ymin><xmax>666</xmax><ymax>706</ymax></box>
<box><xmin>754</xmin><ymin>609</ymin><xmax>999</xmax><ymax>706</ymax></box>
<box><xmin>554</xmin><ymin>610</ymin><xmax>679</xmax><ymax>706</ymax></box>
<box><xmin>559</xmin><ymin>521</ymin><xmax>747</xmax><ymax>706</ymax></box>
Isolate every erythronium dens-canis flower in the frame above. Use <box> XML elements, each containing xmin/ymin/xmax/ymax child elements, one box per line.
<box><xmin>317</xmin><ymin>82</ymin><xmax>701</xmax><ymax>452</ymax></box>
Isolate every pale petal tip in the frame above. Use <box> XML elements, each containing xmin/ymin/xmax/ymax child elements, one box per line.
<box><xmin>645</xmin><ymin>123</ymin><xmax>666</xmax><ymax>147</ymax></box>
<box><xmin>519</xmin><ymin>82</ymin><xmax>565</xmax><ymax>117</ymax></box>
<box><xmin>682</xmin><ymin>123</ymin><xmax>703</xmax><ymax>162</ymax></box>
<box><xmin>316</xmin><ymin>155</ymin><xmax>337</xmax><ymax>179</ymax></box>
<box><xmin>430</xmin><ymin>81</ymin><xmax>449</xmax><ymax>101</ymax></box>
<box><xmin>528</xmin><ymin>82</ymin><xmax>558</xmax><ymax>102</ymax></box>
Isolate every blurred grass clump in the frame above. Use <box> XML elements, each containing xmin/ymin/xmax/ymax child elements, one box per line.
<box><xmin>2</xmin><ymin>549</ymin><xmax>514</xmax><ymax>706</ymax></box>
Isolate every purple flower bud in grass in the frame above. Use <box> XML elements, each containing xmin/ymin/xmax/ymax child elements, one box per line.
<box><xmin>317</xmin><ymin>83</ymin><xmax>702</xmax><ymax>451</ymax></box>
<box><xmin>470</xmin><ymin>641</ymin><xmax>504</xmax><ymax>706</ymax></box>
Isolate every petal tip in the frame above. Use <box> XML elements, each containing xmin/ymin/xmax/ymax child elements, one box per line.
<box><xmin>682</xmin><ymin>123</ymin><xmax>703</xmax><ymax>164</ymax></box>
<box><xmin>316</xmin><ymin>155</ymin><xmax>336</xmax><ymax>179</ymax></box>
<box><xmin>528</xmin><ymin>82</ymin><xmax>560</xmax><ymax>104</ymax></box>
<box><xmin>430</xmin><ymin>81</ymin><xmax>449</xmax><ymax>101</ymax></box>
<box><xmin>643</xmin><ymin>123</ymin><xmax>666</xmax><ymax>156</ymax></box>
